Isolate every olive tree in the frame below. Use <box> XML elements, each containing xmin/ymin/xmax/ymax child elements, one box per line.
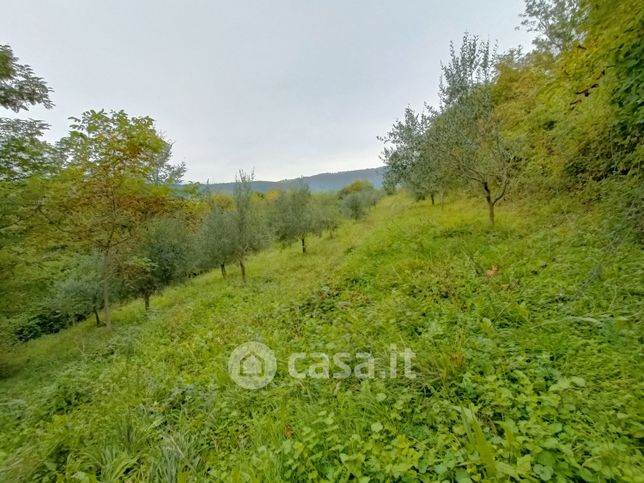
<box><xmin>198</xmin><ymin>202</ymin><xmax>237</xmax><ymax>279</ymax></box>
<box><xmin>379</xmin><ymin>106</ymin><xmax>444</xmax><ymax>203</ymax></box>
<box><xmin>433</xmin><ymin>34</ymin><xmax>514</xmax><ymax>227</ymax></box>
<box><xmin>270</xmin><ymin>185</ymin><xmax>317</xmax><ymax>254</ymax></box>
<box><xmin>120</xmin><ymin>217</ymin><xmax>192</xmax><ymax>310</ymax></box>
<box><xmin>339</xmin><ymin>181</ymin><xmax>381</xmax><ymax>220</ymax></box>
<box><xmin>230</xmin><ymin>170</ymin><xmax>268</xmax><ymax>283</ymax></box>
<box><xmin>311</xmin><ymin>193</ymin><xmax>342</xmax><ymax>237</ymax></box>
<box><xmin>49</xmin><ymin>254</ymin><xmax>105</xmax><ymax>327</ymax></box>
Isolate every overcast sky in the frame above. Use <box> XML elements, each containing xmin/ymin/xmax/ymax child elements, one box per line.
<box><xmin>2</xmin><ymin>0</ymin><xmax>534</xmax><ymax>183</ymax></box>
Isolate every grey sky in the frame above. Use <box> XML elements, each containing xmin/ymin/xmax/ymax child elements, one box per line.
<box><xmin>2</xmin><ymin>0</ymin><xmax>534</xmax><ymax>183</ymax></box>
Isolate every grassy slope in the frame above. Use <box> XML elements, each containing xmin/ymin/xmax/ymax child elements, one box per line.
<box><xmin>0</xmin><ymin>193</ymin><xmax>642</xmax><ymax>481</ymax></box>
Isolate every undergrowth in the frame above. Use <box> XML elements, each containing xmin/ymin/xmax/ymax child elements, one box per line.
<box><xmin>1</xmin><ymin>193</ymin><xmax>642</xmax><ymax>482</ymax></box>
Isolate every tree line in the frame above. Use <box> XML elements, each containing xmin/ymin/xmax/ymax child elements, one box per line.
<box><xmin>379</xmin><ymin>0</ymin><xmax>642</xmax><ymax>227</ymax></box>
<box><xmin>0</xmin><ymin>48</ymin><xmax>381</xmax><ymax>340</ymax></box>
<box><xmin>1</xmin><ymin>0</ymin><xmax>642</xmax><ymax>344</ymax></box>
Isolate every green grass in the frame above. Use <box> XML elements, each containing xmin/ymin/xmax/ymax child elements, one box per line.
<box><xmin>1</xmin><ymin>193</ymin><xmax>642</xmax><ymax>482</ymax></box>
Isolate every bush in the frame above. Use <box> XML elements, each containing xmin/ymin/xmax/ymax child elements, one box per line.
<box><xmin>13</xmin><ymin>310</ymin><xmax>75</xmax><ymax>342</ymax></box>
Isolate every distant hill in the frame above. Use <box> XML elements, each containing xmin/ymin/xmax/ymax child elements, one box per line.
<box><xmin>201</xmin><ymin>167</ymin><xmax>385</xmax><ymax>193</ymax></box>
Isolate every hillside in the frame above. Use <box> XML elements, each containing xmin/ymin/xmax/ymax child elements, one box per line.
<box><xmin>1</xmin><ymin>192</ymin><xmax>642</xmax><ymax>481</ymax></box>
<box><xmin>202</xmin><ymin>167</ymin><xmax>385</xmax><ymax>194</ymax></box>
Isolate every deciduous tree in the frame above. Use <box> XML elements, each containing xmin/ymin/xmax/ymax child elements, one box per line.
<box><xmin>54</xmin><ymin>110</ymin><xmax>173</xmax><ymax>328</ymax></box>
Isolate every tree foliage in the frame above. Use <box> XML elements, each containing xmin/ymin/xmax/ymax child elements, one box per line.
<box><xmin>197</xmin><ymin>201</ymin><xmax>237</xmax><ymax>278</ymax></box>
<box><xmin>0</xmin><ymin>46</ymin><xmax>57</xmax><ymax>333</ymax></box>
<box><xmin>379</xmin><ymin>107</ymin><xmax>442</xmax><ymax>201</ymax></box>
<box><xmin>53</xmin><ymin>110</ymin><xmax>174</xmax><ymax>328</ymax></box>
<box><xmin>0</xmin><ymin>44</ymin><xmax>52</xmax><ymax>112</ymax></box>
<box><xmin>230</xmin><ymin>170</ymin><xmax>268</xmax><ymax>282</ymax></box>
<box><xmin>520</xmin><ymin>0</ymin><xmax>584</xmax><ymax>54</ymax></box>
<box><xmin>270</xmin><ymin>185</ymin><xmax>317</xmax><ymax>253</ymax></box>
<box><xmin>381</xmin><ymin>0</ymin><xmax>642</xmax><ymax>225</ymax></box>
<box><xmin>339</xmin><ymin>181</ymin><xmax>380</xmax><ymax>220</ymax></box>
<box><xmin>121</xmin><ymin>217</ymin><xmax>192</xmax><ymax>310</ymax></box>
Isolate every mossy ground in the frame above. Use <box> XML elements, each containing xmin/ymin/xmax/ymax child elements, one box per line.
<box><xmin>1</xmin><ymin>193</ymin><xmax>642</xmax><ymax>481</ymax></box>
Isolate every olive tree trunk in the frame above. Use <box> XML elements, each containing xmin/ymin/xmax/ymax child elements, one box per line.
<box><xmin>487</xmin><ymin>199</ymin><xmax>495</xmax><ymax>227</ymax></box>
<box><xmin>239</xmin><ymin>258</ymin><xmax>246</xmax><ymax>284</ymax></box>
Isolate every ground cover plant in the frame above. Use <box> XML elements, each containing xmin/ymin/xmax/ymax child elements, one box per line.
<box><xmin>1</xmin><ymin>0</ymin><xmax>643</xmax><ymax>480</ymax></box>
<box><xmin>1</xmin><ymin>189</ymin><xmax>642</xmax><ymax>481</ymax></box>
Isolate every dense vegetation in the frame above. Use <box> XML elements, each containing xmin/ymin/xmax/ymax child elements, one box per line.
<box><xmin>0</xmin><ymin>0</ymin><xmax>642</xmax><ymax>480</ymax></box>
<box><xmin>1</xmin><ymin>192</ymin><xmax>642</xmax><ymax>481</ymax></box>
<box><xmin>380</xmin><ymin>0</ymin><xmax>642</xmax><ymax>227</ymax></box>
<box><xmin>0</xmin><ymin>99</ymin><xmax>380</xmax><ymax>338</ymax></box>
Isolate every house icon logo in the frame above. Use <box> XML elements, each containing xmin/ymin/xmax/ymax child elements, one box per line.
<box><xmin>228</xmin><ymin>342</ymin><xmax>276</xmax><ymax>389</ymax></box>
